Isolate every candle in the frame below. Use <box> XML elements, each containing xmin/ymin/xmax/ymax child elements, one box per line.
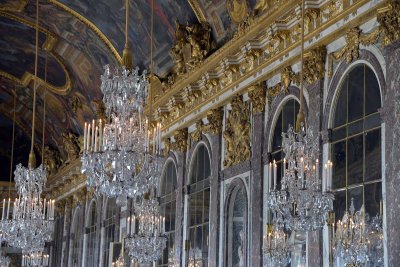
<box><xmin>43</xmin><ymin>198</ymin><xmax>46</xmax><ymax>219</ymax></box>
<box><xmin>132</xmin><ymin>215</ymin><xmax>136</xmax><ymax>234</ymax></box>
<box><xmin>84</xmin><ymin>122</ymin><xmax>87</xmax><ymax>152</ymax></box>
<box><xmin>127</xmin><ymin>216</ymin><xmax>130</xmax><ymax>235</ymax></box>
<box><xmin>87</xmin><ymin>124</ymin><xmax>91</xmax><ymax>151</ymax></box>
<box><xmin>2</xmin><ymin>199</ymin><xmax>5</xmax><ymax>220</ymax></box>
<box><xmin>6</xmin><ymin>198</ymin><xmax>10</xmax><ymax>219</ymax></box>
<box><xmin>273</xmin><ymin>160</ymin><xmax>277</xmax><ymax>190</ymax></box>
<box><xmin>323</xmin><ymin>164</ymin><xmax>327</xmax><ymax>192</ymax></box>
<box><xmin>94</xmin><ymin>126</ymin><xmax>98</xmax><ymax>152</ymax></box>
<box><xmin>283</xmin><ymin>158</ymin><xmax>286</xmax><ymax>177</ymax></box>
<box><xmin>315</xmin><ymin>159</ymin><xmax>319</xmax><ymax>183</ymax></box>
<box><xmin>268</xmin><ymin>163</ymin><xmax>272</xmax><ymax>191</ymax></box>
<box><xmin>99</xmin><ymin>119</ymin><xmax>103</xmax><ymax>151</ymax></box>
<box><xmin>92</xmin><ymin>120</ymin><xmax>95</xmax><ymax>151</ymax></box>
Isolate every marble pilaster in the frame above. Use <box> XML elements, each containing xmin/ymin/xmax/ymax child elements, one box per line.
<box><xmin>250</xmin><ymin>112</ymin><xmax>264</xmax><ymax>267</ymax></box>
<box><xmin>208</xmin><ymin>134</ymin><xmax>221</xmax><ymax>267</ymax></box>
<box><xmin>383</xmin><ymin>41</ymin><xmax>400</xmax><ymax>266</ymax></box>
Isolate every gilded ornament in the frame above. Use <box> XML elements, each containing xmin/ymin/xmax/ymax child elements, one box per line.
<box><xmin>184</xmin><ymin>86</ymin><xmax>202</xmax><ymax>104</ymax></box>
<box><xmin>267</xmin><ymin>67</ymin><xmax>297</xmax><ymax>104</ymax></box>
<box><xmin>62</xmin><ymin>132</ymin><xmax>80</xmax><ymax>165</ymax></box>
<box><xmin>171</xmin><ymin>21</ymin><xmax>215</xmax><ymax>75</ymax></box>
<box><xmin>171</xmin><ymin>128</ymin><xmax>188</xmax><ymax>153</ymax></box>
<box><xmin>227</xmin><ymin>0</ymin><xmax>248</xmax><ymax>24</ymax></box>
<box><xmin>163</xmin><ymin>138</ymin><xmax>171</xmax><ymax>157</ymax></box>
<box><xmin>248</xmin><ymin>84</ymin><xmax>266</xmax><ymax>113</ymax></box>
<box><xmin>254</xmin><ymin>0</ymin><xmax>269</xmax><ymax>15</ymax></box>
<box><xmin>322</xmin><ymin>0</ymin><xmax>343</xmax><ymax>20</ymax></box>
<box><xmin>377</xmin><ymin>1</ymin><xmax>400</xmax><ymax>46</ymax></box>
<box><xmin>190</xmin><ymin>120</ymin><xmax>204</xmax><ymax>142</ymax></box>
<box><xmin>240</xmin><ymin>49</ymin><xmax>261</xmax><ymax>73</ymax></box>
<box><xmin>204</xmin><ymin>108</ymin><xmax>223</xmax><ymax>135</ymax></box>
<box><xmin>223</xmin><ymin>95</ymin><xmax>251</xmax><ymax>167</ymax></box>
<box><xmin>333</xmin><ymin>28</ymin><xmax>361</xmax><ymax>63</ymax></box>
<box><xmin>43</xmin><ymin>146</ymin><xmax>62</xmax><ymax>175</ymax></box>
<box><xmin>303</xmin><ymin>46</ymin><xmax>327</xmax><ymax>84</ymax></box>
<box><xmin>221</xmin><ymin>65</ymin><xmax>239</xmax><ymax>86</ymax></box>
<box><xmin>70</xmin><ymin>96</ymin><xmax>82</xmax><ymax>114</ymax></box>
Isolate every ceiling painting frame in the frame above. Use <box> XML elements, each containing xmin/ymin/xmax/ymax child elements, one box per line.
<box><xmin>0</xmin><ymin>11</ymin><xmax>72</xmax><ymax>95</ymax></box>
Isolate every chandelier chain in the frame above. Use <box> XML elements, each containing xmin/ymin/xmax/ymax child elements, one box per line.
<box><xmin>8</xmin><ymin>86</ymin><xmax>16</xmax><ymax>199</ymax></box>
<box><xmin>30</xmin><ymin>0</ymin><xmax>39</xmax><ymax>162</ymax></box>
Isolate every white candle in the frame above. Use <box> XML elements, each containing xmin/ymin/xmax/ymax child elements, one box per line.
<box><xmin>43</xmin><ymin>198</ymin><xmax>46</xmax><ymax>219</ymax></box>
<box><xmin>323</xmin><ymin>164</ymin><xmax>327</xmax><ymax>192</ymax></box>
<box><xmin>87</xmin><ymin>124</ymin><xmax>91</xmax><ymax>151</ymax></box>
<box><xmin>131</xmin><ymin>215</ymin><xmax>136</xmax><ymax>234</ymax></box>
<box><xmin>84</xmin><ymin>122</ymin><xmax>87</xmax><ymax>152</ymax></box>
<box><xmin>2</xmin><ymin>199</ymin><xmax>5</xmax><ymax>220</ymax></box>
<box><xmin>268</xmin><ymin>163</ymin><xmax>272</xmax><ymax>191</ymax></box>
<box><xmin>92</xmin><ymin>120</ymin><xmax>95</xmax><ymax>151</ymax></box>
<box><xmin>163</xmin><ymin>216</ymin><xmax>165</xmax><ymax>233</ymax></box>
<box><xmin>94</xmin><ymin>126</ymin><xmax>99</xmax><ymax>152</ymax></box>
<box><xmin>127</xmin><ymin>216</ymin><xmax>130</xmax><ymax>235</ymax></box>
<box><xmin>99</xmin><ymin>120</ymin><xmax>103</xmax><ymax>151</ymax></box>
<box><xmin>315</xmin><ymin>159</ymin><xmax>319</xmax><ymax>183</ymax></box>
<box><xmin>6</xmin><ymin>198</ymin><xmax>10</xmax><ymax>219</ymax></box>
<box><xmin>283</xmin><ymin>158</ymin><xmax>286</xmax><ymax>177</ymax></box>
<box><xmin>273</xmin><ymin>160</ymin><xmax>277</xmax><ymax>190</ymax></box>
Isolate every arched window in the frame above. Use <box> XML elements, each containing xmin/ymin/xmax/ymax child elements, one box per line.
<box><xmin>158</xmin><ymin>161</ymin><xmax>178</xmax><ymax>267</ymax></box>
<box><xmin>225</xmin><ymin>183</ymin><xmax>246</xmax><ymax>267</ymax></box>
<box><xmin>69</xmin><ymin>209</ymin><xmax>83</xmax><ymax>267</ymax></box>
<box><xmin>102</xmin><ymin>198</ymin><xmax>116</xmax><ymax>267</ymax></box>
<box><xmin>188</xmin><ymin>144</ymin><xmax>211</xmax><ymax>266</ymax></box>
<box><xmin>86</xmin><ymin>201</ymin><xmax>97</xmax><ymax>267</ymax></box>
<box><xmin>330</xmin><ymin>64</ymin><xmax>382</xmax><ymax>223</ymax></box>
<box><xmin>270</xmin><ymin>98</ymin><xmax>300</xmax><ymax>187</ymax></box>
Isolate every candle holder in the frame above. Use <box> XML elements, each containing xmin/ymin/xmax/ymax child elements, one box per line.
<box><xmin>263</xmin><ymin>223</ymin><xmax>291</xmax><ymax>267</ymax></box>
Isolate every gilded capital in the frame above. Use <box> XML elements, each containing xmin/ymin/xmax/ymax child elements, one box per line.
<box><xmin>377</xmin><ymin>1</ymin><xmax>400</xmax><ymax>47</ymax></box>
<box><xmin>204</xmin><ymin>108</ymin><xmax>224</xmax><ymax>135</ymax></box>
<box><xmin>190</xmin><ymin>120</ymin><xmax>204</xmax><ymax>142</ymax></box>
<box><xmin>303</xmin><ymin>46</ymin><xmax>327</xmax><ymax>85</ymax></box>
<box><xmin>248</xmin><ymin>84</ymin><xmax>266</xmax><ymax>113</ymax></box>
<box><xmin>171</xmin><ymin>128</ymin><xmax>189</xmax><ymax>153</ymax></box>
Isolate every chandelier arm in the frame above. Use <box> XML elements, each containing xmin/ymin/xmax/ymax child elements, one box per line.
<box><xmin>8</xmin><ymin>86</ymin><xmax>17</xmax><ymax>199</ymax></box>
<box><xmin>29</xmin><ymin>0</ymin><xmax>40</xmax><ymax>168</ymax></box>
<box><xmin>295</xmin><ymin>0</ymin><xmax>306</xmax><ymax>132</ymax></box>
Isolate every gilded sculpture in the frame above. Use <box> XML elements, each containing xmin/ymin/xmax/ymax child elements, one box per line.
<box><xmin>303</xmin><ymin>46</ymin><xmax>327</xmax><ymax>85</ymax></box>
<box><xmin>267</xmin><ymin>67</ymin><xmax>297</xmax><ymax>105</ymax></box>
<box><xmin>62</xmin><ymin>132</ymin><xmax>80</xmax><ymax>165</ymax></box>
<box><xmin>43</xmin><ymin>146</ymin><xmax>62</xmax><ymax>175</ymax></box>
<box><xmin>163</xmin><ymin>138</ymin><xmax>171</xmax><ymax>157</ymax></box>
<box><xmin>190</xmin><ymin>120</ymin><xmax>204</xmax><ymax>142</ymax></box>
<box><xmin>248</xmin><ymin>84</ymin><xmax>266</xmax><ymax>113</ymax></box>
<box><xmin>171</xmin><ymin>21</ymin><xmax>214</xmax><ymax>76</ymax></box>
<box><xmin>204</xmin><ymin>108</ymin><xmax>223</xmax><ymax>135</ymax></box>
<box><xmin>254</xmin><ymin>0</ymin><xmax>269</xmax><ymax>15</ymax></box>
<box><xmin>171</xmin><ymin>128</ymin><xmax>188</xmax><ymax>153</ymax></box>
<box><xmin>377</xmin><ymin>1</ymin><xmax>400</xmax><ymax>47</ymax></box>
<box><xmin>224</xmin><ymin>95</ymin><xmax>251</xmax><ymax>167</ymax></box>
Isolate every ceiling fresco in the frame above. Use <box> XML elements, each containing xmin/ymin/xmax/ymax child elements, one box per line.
<box><xmin>0</xmin><ymin>0</ymin><xmax>260</xmax><ymax>178</ymax></box>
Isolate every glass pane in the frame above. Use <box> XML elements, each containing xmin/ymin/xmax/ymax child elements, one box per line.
<box><xmin>203</xmin><ymin>189</ymin><xmax>210</xmax><ymax>223</ymax></box>
<box><xmin>334</xmin><ymin>79</ymin><xmax>347</xmax><ymax>128</ymax></box>
<box><xmin>170</xmin><ymin>200</ymin><xmax>176</xmax><ymax>231</ymax></box>
<box><xmin>283</xmin><ymin>99</ymin><xmax>296</xmax><ymax>132</ymax></box>
<box><xmin>334</xmin><ymin>190</ymin><xmax>346</xmax><ymax>222</ymax></box>
<box><xmin>332</xmin><ymin>127</ymin><xmax>346</xmax><ymax>142</ymax></box>
<box><xmin>348</xmin><ymin>119</ymin><xmax>363</xmax><ymax>136</ymax></box>
<box><xmin>365</xmin><ymin>129</ymin><xmax>381</xmax><ymax>182</ymax></box>
<box><xmin>364</xmin><ymin>182</ymin><xmax>382</xmax><ymax>217</ymax></box>
<box><xmin>272</xmin><ymin>112</ymin><xmax>283</xmax><ymax>152</ymax></box>
<box><xmin>365</xmin><ymin>66</ymin><xmax>381</xmax><ymax>115</ymax></box>
<box><xmin>195</xmin><ymin>192</ymin><xmax>203</xmax><ymax>225</ymax></box>
<box><xmin>347</xmin><ymin>135</ymin><xmax>363</xmax><ymax>185</ymax></box>
<box><xmin>332</xmin><ymin>141</ymin><xmax>346</xmax><ymax>189</ymax></box>
<box><xmin>189</xmin><ymin>196</ymin><xmax>196</xmax><ymax>226</ymax></box>
<box><xmin>347</xmin><ymin>186</ymin><xmax>363</xmax><ymax>212</ymax></box>
<box><xmin>347</xmin><ymin>65</ymin><xmax>364</xmax><ymax>122</ymax></box>
<box><xmin>202</xmin><ymin>224</ymin><xmax>209</xmax><ymax>252</ymax></box>
<box><xmin>196</xmin><ymin>226</ymin><xmax>203</xmax><ymax>251</ymax></box>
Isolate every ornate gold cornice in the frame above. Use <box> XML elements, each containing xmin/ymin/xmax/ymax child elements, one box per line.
<box><xmin>150</xmin><ymin>0</ymin><xmax>386</xmax><ymax>134</ymax></box>
<box><xmin>48</xmin><ymin>0</ymin><xmax>122</xmax><ymax>64</ymax></box>
<box><xmin>0</xmin><ymin>11</ymin><xmax>72</xmax><ymax>95</ymax></box>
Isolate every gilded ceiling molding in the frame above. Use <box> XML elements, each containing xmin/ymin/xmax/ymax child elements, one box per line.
<box><xmin>187</xmin><ymin>0</ymin><xmax>207</xmax><ymax>23</ymax></box>
<box><xmin>303</xmin><ymin>46</ymin><xmax>327</xmax><ymax>85</ymax></box>
<box><xmin>171</xmin><ymin>128</ymin><xmax>189</xmax><ymax>153</ymax></box>
<box><xmin>0</xmin><ymin>0</ymin><xmax>28</xmax><ymax>12</ymax></box>
<box><xmin>48</xmin><ymin>0</ymin><xmax>122</xmax><ymax>64</ymax></box>
<box><xmin>248</xmin><ymin>84</ymin><xmax>266</xmax><ymax>113</ymax></box>
<box><xmin>223</xmin><ymin>95</ymin><xmax>250</xmax><ymax>167</ymax></box>
<box><xmin>0</xmin><ymin>11</ymin><xmax>72</xmax><ymax>95</ymax></box>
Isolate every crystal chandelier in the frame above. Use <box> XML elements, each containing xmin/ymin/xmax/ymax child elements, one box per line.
<box><xmin>81</xmin><ymin>0</ymin><xmax>162</xmax><ymax>200</ymax></box>
<box><xmin>0</xmin><ymin>252</ymin><xmax>10</xmax><ymax>267</ymax></box>
<box><xmin>267</xmin><ymin>126</ymin><xmax>334</xmax><ymax>231</ymax></box>
<box><xmin>0</xmin><ymin>0</ymin><xmax>55</xmax><ymax>251</ymax></box>
<box><xmin>263</xmin><ymin>223</ymin><xmax>291</xmax><ymax>267</ymax></box>
<box><xmin>266</xmin><ymin>0</ymin><xmax>333</xmax><ymax>232</ymax></box>
<box><xmin>124</xmin><ymin>195</ymin><xmax>167</xmax><ymax>263</ymax></box>
<box><xmin>332</xmin><ymin>199</ymin><xmax>369</xmax><ymax>267</ymax></box>
<box><xmin>187</xmin><ymin>248</ymin><xmax>202</xmax><ymax>267</ymax></box>
<box><xmin>22</xmin><ymin>250</ymin><xmax>49</xmax><ymax>267</ymax></box>
<box><xmin>366</xmin><ymin>209</ymin><xmax>384</xmax><ymax>266</ymax></box>
<box><xmin>112</xmin><ymin>254</ymin><xmax>124</xmax><ymax>267</ymax></box>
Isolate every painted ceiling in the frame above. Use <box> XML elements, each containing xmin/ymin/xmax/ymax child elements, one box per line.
<box><xmin>0</xmin><ymin>0</ymin><xmax>258</xmax><ymax>180</ymax></box>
